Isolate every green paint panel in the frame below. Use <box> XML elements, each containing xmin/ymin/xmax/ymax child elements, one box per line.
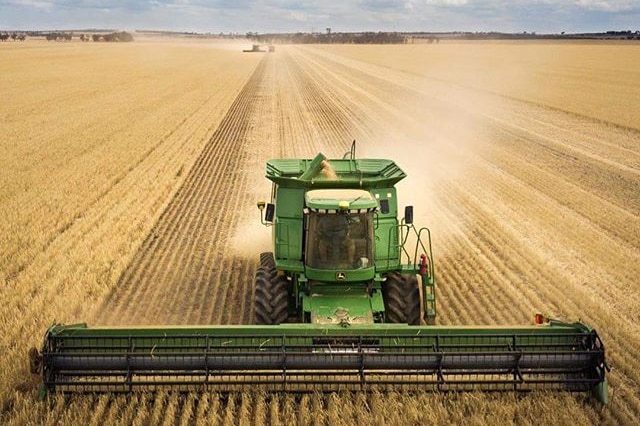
<box><xmin>302</xmin><ymin>284</ymin><xmax>376</xmax><ymax>324</ymax></box>
<box><xmin>375</xmin><ymin>217</ymin><xmax>400</xmax><ymax>268</ymax></box>
<box><xmin>305</xmin><ymin>266</ymin><xmax>375</xmax><ymax>282</ymax></box>
<box><xmin>274</xmin><ymin>259</ymin><xmax>304</xmax><ymax>273</ymax></box>
<box><xmin>275</xmin><ymin>187</ymin><xmax>305</xmax><ymax>218</ymax></box>
<box><xmin>275</xmin><ymin>218</ymin><xmax>302</xmax><ymax>260</ymax></box>
<box><xmin>370</xmin><ymin>187</ymin><xmax>399</xmax><ymax>218</ymax></box>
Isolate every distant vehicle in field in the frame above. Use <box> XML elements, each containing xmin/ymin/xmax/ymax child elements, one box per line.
<box><xmin>243</xmin><ymin>44</ymin><xmax>265</xmax><ymax>53</ymax></box>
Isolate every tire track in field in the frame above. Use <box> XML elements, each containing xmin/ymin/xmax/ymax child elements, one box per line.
<box><xmin>285</xmin><ymin>51</ymin><xmax>359</xmax><ymax>154</ymax></box>
<box><xmin>274</xmin><ymin>49</ymin><xmax>354</xmax><ymax>156</ymax></box>
<box><xmin>96</xmin><ymin>58</ymin><xmax>269</xmax><ymax>325</ymax></box>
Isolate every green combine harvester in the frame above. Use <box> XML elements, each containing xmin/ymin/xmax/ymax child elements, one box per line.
<box><xmin>30</xmin><ymin>148</ymin><xmax>608</xmax><ymax>404</ymax></box>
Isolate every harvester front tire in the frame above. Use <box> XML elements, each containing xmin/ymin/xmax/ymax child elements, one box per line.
<box><xmin>383</xmin><ymin>272</ymin><xmax>422</xmax><ymax>325</ymax></box>
<box><xmin>259</xmin><ymin>252</ymin><xmax>275</xmax><ymax>269</ymax></box>
<box><xmin>254</xmin><ymin>253</ymin><xmax>289</xmax><ymax>325</ymax></box>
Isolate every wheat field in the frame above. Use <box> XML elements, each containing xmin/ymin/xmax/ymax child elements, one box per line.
<box><xmin>1</xmin><ymin>39</ymin><xmax>639</xmax><ymax>424</ymax></box>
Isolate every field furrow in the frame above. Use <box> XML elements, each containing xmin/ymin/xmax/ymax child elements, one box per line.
<box><xmin>96</xmin><ymin>59</ymin><xmax>268</xmax><ymax>325</ymax></box>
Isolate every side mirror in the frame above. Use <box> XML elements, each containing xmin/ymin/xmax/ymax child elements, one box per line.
<box><xmin>404</xmin><ymin>206</ymin><xmax>414</xmax><ymax>224</ymax></box>
<box><xmin>265</xmin><ymin>203</ymin><xmax>275</xmax><ymax>222</ymax></box>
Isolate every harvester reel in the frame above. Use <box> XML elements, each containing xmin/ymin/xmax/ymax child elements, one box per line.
<box><xmin>254</xmin><ymin>252</ymin><xmax>289</xmax><ymax>325</ymax></box>
<box><xmin>383</xmin><ymin>272</ymin><xmax>422</xmax><ymax>325</ymax></box>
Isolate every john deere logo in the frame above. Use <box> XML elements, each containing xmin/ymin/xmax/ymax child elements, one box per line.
<box><xmin>336</xmin><ymin>272</ymin><xmax>346</xmax><ymax>281</ymax></box>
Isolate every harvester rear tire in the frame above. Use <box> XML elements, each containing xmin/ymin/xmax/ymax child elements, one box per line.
<box><xmin>254</xmin><ymin>253</ymin><xmax>289</xmax><ymax>325</ymax></box>
<box><xmin>383</xmin><ymin>272</ymin><xmax>422</xmax><ymax>325</ymax></box>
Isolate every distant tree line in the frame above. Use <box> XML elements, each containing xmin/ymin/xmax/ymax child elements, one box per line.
<box><xmin>600</xmin><ymin>30</ymin><xmax>640</xmax><ymax>40</ymax></box>
<box><xmin>407</xmin><ymin>30</ymin><xmax>640</xmax><ymax>41</ymax></box>
<box><xmin>246</xmin><ymin>30</ymin><xmax>640</xmax><ymax>44</ymax></box>
<box><xmin>247</xmin><ymin>31</ymin><xmax>407</xmax><ymax>44</ymax></box>
<box><xmin>453</xmin><ymin>31</ymin><xmax>640</xmax><ymax>40</ymax></box>
<box><xmin>136</xmin><ymin>30</ymin><xmax>245</xmax><ymax>40</ymax></box>
<box><xmin>46</xmin><ymin>32</ymin><xmax>73</xmax><ymax>41</ymax></box>
<box><xmin>41</xmin><ymin>31</ymin><xmax>134</xmax><ymax>42</ymax></box>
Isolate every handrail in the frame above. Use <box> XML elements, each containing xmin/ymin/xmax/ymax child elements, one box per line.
<box><xmin>386</xmin><ymin>222</ymin><xmax>435</xmax><ymax>279</ymax></box>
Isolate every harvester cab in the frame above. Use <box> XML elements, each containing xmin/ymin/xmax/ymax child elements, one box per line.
<box><xmin>30</xmin><ymin>148</ymin><xmax>608</xmax><ymax>405</ymax></box>
<box><xmin>307</xmin><ymin>194</ymin><xmax>373</xmax><ymax>271</ymax></box>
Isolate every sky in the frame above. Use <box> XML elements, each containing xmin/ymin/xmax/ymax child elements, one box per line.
<box><xmin>1</xmin><ymin>0</ymin><xmax>639</xmax><ymax>33</ymax></box>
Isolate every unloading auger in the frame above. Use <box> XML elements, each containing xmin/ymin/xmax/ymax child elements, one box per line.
<box><xmin>30</xmin><ymin>147</ymin><xmax>608</xmax><ymax>404</ymax></box>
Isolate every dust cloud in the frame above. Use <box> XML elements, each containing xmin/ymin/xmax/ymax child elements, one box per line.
<box><xmin>228</xmin><ymin>161</ymin><xmax>273</xmax><ymax>258</ymax></box>
<box><xmin>357</xmin><ymin>78</ymin><xmax>497</xmax><ymax>244</ymax></box>
<box><xmin>229</xmin><ymin>218</ymin><xmax>273</xmax><ymax>257</ymax></box>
